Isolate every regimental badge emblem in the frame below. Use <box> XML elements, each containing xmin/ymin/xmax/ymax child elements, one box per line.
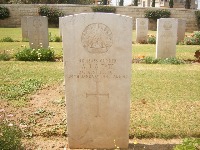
<box><xmin>81</xmin><ymin>23</ymin><xmax>113</xmax><ymax>53</ymax></box>
<box><xmin>163</xmin><ymin>21</ymin><xmax>172</xmax><ymax>30</ymax></box>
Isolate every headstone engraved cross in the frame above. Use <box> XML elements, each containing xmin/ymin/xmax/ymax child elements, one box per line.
<box><xmin>62</xmin><ymin>13</ymin><xmax>132</xmax><ymax>149</ymax></box>
<box><xmin>86</xmin><ymin>78</ymin><xmax>109</xmax><ymax>118</ymax></box>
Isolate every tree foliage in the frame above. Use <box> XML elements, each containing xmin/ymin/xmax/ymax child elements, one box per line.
<box><xmin>133</xmin><ymin>0</ymin><xmax>138</xmax><ymax>6</ymax></box>
<box><xmin>119</xmin><ymin>0</ymin><xmax>124</xmax><ymax>6</ymax></box>
<box><xmin>185</xmin><ymin>0</ymin><xmax>191</xmax><ymax>9</ymax></box>
<box><xmin>66</xmin><ymin>0</ymin><xmax>93</xmax><ymax>4</ymax></box>
<box><xmin>151</xmin><ymin>0</ymin><xmax>155</xmax><ymax>7</ymax></box>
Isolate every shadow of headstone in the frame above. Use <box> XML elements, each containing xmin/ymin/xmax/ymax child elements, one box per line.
<box><xmin>128</xmin><ymin>143</ymin><xmax>177</xmax><ymax>150</ymax></box>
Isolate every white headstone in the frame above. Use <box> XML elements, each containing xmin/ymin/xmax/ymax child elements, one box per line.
<box><xmin>21</xmin><ymin>16</ymin><xmax>30</xmax><ymax>41</ymax></box>
<box><xmin>177</xmin><ymin>19</ymin><xmax>186</xmax><ymax>43</ymax></box>
<box><xmin>59</xmin><ymin>17</ymin><xmax>64</xmax><ymax>37</ymax></box>
<box><xmin>62</xmin><ymin>13</ymin><xmax>132</xmax><ymax>149</ymax></box>
<box><xmin>27</xmin><ymin>16</ymin><xmax>49</xmax><ymax>49</ymax></box>
<box><xmin>198</xmin><ymin>0</ymin><xmax>200</xmax><ymax>9</ymax></box>
<box><xmin>156</xmin><ymin>18</ymin><xmax>178</xmax><ymax>58</ymax></box>
<box><xmin>136</xmin><ymin>18</ymin><xmax>148</xmax><ymax>43</ymax></box>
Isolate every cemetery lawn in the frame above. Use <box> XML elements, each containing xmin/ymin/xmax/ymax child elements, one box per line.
<box><xmin>1</xmin><ymin>61</ymin><xmax>200</xmax><ymax>140</ymax></box>
<box><xmin>0</xmin><ymin>61</ymin><xmax>64</xmax><ymax>106</ymax></box>
<box><xmin>130</xmin><ymin>64</ymin><xmax>200</xmax><ymax>138</ymax></box>
<box><xmin>0</xmin><ymin>28</ymin><xmax>200</xmax><ymax>147</ymax></box>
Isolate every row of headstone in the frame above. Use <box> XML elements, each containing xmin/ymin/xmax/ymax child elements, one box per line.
<box><xmin>20</xmin><ymin>14</ymin><xmax>186</xmax><ymax>149</ymax></box>
<box><xmin>136</xmin><ymin>18</ymin><xmax>186</xmax><ymax>58</ymax></box>
<box><xmin>136</xmin><ymin>18</ymin><xmax>186</xmax><ymax>44</ymax></box>
<box><xmin>21</xmin><ymin>16</ymin><xmax>49</xmax><ymax>49</ymax></box>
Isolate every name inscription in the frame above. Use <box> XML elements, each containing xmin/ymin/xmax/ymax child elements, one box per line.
<box><xmin>66</xmin><ymin>58</ymin><xmax>128</xmax><ymax>79</ymax></box>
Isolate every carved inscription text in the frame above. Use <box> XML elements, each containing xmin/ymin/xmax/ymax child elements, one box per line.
<box><xmin>66</xmin><ymin>58</ymin><xmax>128</xmax><ymax>79</ymax></box>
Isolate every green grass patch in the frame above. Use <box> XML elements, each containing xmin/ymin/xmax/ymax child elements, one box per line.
<box><xmin>132</xmin><ymin>44</ymin><xmax>199</xmax><ymax>60</ymax></box>
<box><xmin>130</xmin><ymin>64</ymin><xmax>200</xmax><ymax>138</ymax></box>
<box><xmin>0</xmin><ymin>61</ymin><xmax>64</xmax><ymax>103</ymax></box>
<box><xmin>174</xmin><ymin>138</ymin><xmax>200</xmax><ymax>150</ymax></box>
<box><xmin>0</xmin><ymin>28</ymin><xmax>62</xmax><ymax>59</ymax></box>
<box><xmin>0</xmin><ymin>28</ymin><xmax>59</xmax><ymax>42</ymax></box>
<box><xmin>1</xmin><ymin>62</ymin><xmax>199</xmax><ymax>138</ymax></box>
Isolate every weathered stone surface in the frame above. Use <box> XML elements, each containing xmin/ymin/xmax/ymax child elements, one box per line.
<box><xmin>177</xmin><ymin>19</ymin><xmax>186</xmax><ymax>42</ymax></box>
<box><xmin>156</xmin><ymin>18</ymin><xmax>178</xmax><ymax>58</ymax></box>
<box><xmin>59</xmin><ymin>17</ymin><xmax>64</xmax><ymax>37</ymax></box>
<box><xmin>21</xmin><ymin>16</ymin><xmax>29</xmax><ymax>41</ymax></box>
<box><xmin>136</xmin><ymin>18</ymin><xmax>148</xmax><ymax>43</ymax></box>
<box><xmin>198</xmin><ymin>0</ymin><xmax>200</xmax><ymax>9</ymax></box>
<box><xmin>27</xmin><ymin>16</ymin><xmax>49</xmax><ymax>49</ymax></box>
<box><xmin>62</xmin><ymin>13</ymin><xmax>132</xmax><ymax>149</ymax></box>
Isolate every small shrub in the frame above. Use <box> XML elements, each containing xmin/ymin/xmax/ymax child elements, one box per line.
<box><xmin>144</xmin><ymin>56</ymin><xmax>160</xmax><ymax>64</ymax></box>
<box><xmin>147</xmin><ymin>34</ymin><xmax>156</xmax><ymax>44</ymax></box>
<box><xmin>137</xmin><ymin>40</ymin><xmax>148</xmax><ymax>44</ymax></box>
<box><xmin>195</xmin><ymin>10</ymin><xmax>200</xmax><ymax>30</ymax></box>
<box><xmin>49</xmin><ymin>32</ymin><xmax>54</xmax><ymax>42</ymax></box>
<box><xmin>144</xmin><ymin>57</ymin><xmax>185</xmax><ymax>65</ymax></box>
<box><xmin>92</xmin><ymin>6</ymin><xmax>116</xmax><ymax>13</ymax></box>
<box><xmin>158</xmin><ymin>57</ymin><xmax>185</xmax><ymax>65</ymax></box>
<box><xmin>38</xmin><ymin>6</ymin><xmax>64</xmax><ymax>25</ymax></box>
<box><xmin>144</xmin><ymin>9</ymin><xmax>171</xmax><ymax>21</ymax></box>
<box><xmin>184</xmin><ymin>31</ymin><xmax>200</xmax><ymax>45</ymax></box>
<box><xmin>194</xmin><ymin>49</ymin><xmax>200</xmax><ymax>62</ymax></box>
<box><xmin>169</xmin><ymin>0</ymin><xmax>174</xmax><ymax>8</ymax></box>
<box><xmin>0</xmin><ymin>36</ymin><xmax>14</xmax><ymax>42</ymax></box>
<box><xmin>53</xmin><ymin>36</ymin><xmax>62</xmax><ymax>42</ymax></box>
<box><xmin>174</xmin><ymin>138</ymin><xmax>200</xmax><ymax>150</ymax></box>
<box><xmin>49</xmin><ymin>32</ymin><xmax>62</xmax><ymax>42</ymax></box>
<box><xmin>15</xmin><ymin>46</ymin><xmax>55</xmax><ymax>61</ymax></box>
<box><xmin>0</xmin><ymin>51</ymin><xmax>11</xmax><ymax>61</ymax></box>
<box><xmin>0</xmin><ymin>6</ymin><xmax>10</xmax><ymax>20</ymax></box>
<box><xmin>0</xmin><ymin>109</ymin><xmax>23</xmax><ymax>150</ymax></box>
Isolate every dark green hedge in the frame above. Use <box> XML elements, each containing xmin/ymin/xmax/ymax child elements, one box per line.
<box><xmin>38</xmin><ymin>6</ymin><xmax>64</xmax><ymax>25</ymax></box>
<box><xmin>92</xmin><ymin>6</ymin><xmax>116</xmax><ymax>13</ymax></box>
<box><xmin>0</xmin><ymin>6</ymin><xmax>10</xmax><ymax>20</ymax></box>
<box><xmin>144</xmin><ymin>9</ymin><xmax>171</xmax><ymax>20</ymax></box>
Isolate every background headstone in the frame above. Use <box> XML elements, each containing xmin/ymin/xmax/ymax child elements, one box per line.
<box><xmin>21</xmin><ymin>16</ymin><xmax>30</xmax><ymax>41</ymax></box>
<box><xmin>136</xmin><ymin>18</ymin><xmax>148</xmax><ymax>43</ymax></box>
<box><xmin>156</xmin><ymin>18</ymin><xmax>178</xmax><ymax>58</ymax></box>
<box><xmin>198</xmin><ymin>0</ymin><xmax>200</xmax><ymax>9</ymax></box>
<box><xmin>177</xmin><ymin>19</ymin><xmax>186</xmax><ymax>43</ymax></box>
<box><xmin>59</xmin><ymin>17</ymin><xmax>64</xmax><ymax>38</ymax></box>
<box><xmin>27</xmin><ymin>16</ymin><xmax>49</xmax><ymax>49</ymax></box>
<box><xmin>62</xmin><ymin>13</ymin><xmax>132</xmax><ymax>149</ymax></box>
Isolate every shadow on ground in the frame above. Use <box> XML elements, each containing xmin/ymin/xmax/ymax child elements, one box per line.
<box><xmin>128</xmin><ymin>143</ymin><xmax>177</xmax><ymax>150</ymax></box>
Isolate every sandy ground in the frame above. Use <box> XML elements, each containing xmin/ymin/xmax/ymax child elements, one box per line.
<box><xmin>1</xmin><ymin>84</ymin><xmax>182</xmax><ymax>150</ymax></box>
